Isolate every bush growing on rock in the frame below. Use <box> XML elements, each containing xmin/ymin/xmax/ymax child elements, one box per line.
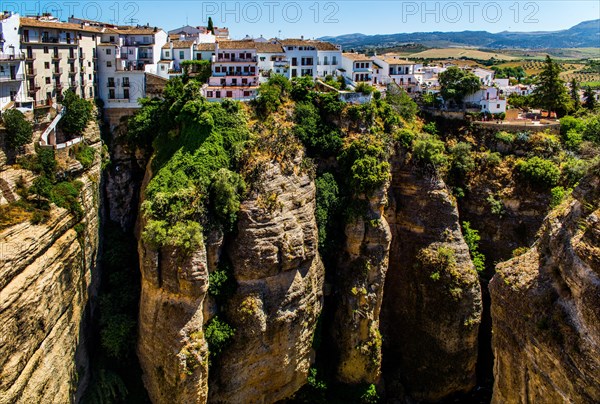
<box><xmin>516</xmin><ymin>156</ymin><xmax>561</xmax><ymax>189</ymax></box>
<box><xmin>60</xmin><ymin>89</ymin><xmax>93</xmax><ymax>136</ymax></box>
<box><xmin>2</xmin><ymin>109</ymin><xmax>33</xmax><ymax>149</ymax></box>
<box><xmin>412</xmin><ymin>134</ymin><xmax>448</xmax><ymax>172</ymax></box>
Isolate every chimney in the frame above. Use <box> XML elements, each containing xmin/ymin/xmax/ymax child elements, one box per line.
<box><xmin>300</xmin><ymin>35</ymin><xmax>304</xmax><ymax>40</ymax></box>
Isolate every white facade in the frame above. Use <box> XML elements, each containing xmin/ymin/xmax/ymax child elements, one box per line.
<box><xmin>281</xmin><ymin>40</ymin><xmax>318</xmax><ymax>79</ymax></box>
<box><xmin>96</xmin><ymin>27</ymin><xmax>167</xmax><ymax>109</ymax></box>
<box><xmin>372</xmin><ymin>56</ymin><xmax>422</xmax><ymax>92</ymax></box>
<box><xmin>464</xmin><ymin>87</ymin><xmax>506</xmax><ymax>114</ymax></box>
<box><xmin>0</xmin><ymin>12</ymin><xmax>27</xmax><ymax>110</ymax></box>
<box><xmin>341</xmin><ymin>53</ymin><xmax>373</xmax><ymax>85</ymax></box>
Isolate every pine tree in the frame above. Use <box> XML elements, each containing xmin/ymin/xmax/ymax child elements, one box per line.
<box><xmin>583</xmin><ymin>86</ymin><xmax>597</xmax><ymax>111</ymax></box>
<box><xmin>207</xmin><ymin>17</ymin><xmax>214</xmax><ymax>34</ymax></box>
<box><xmin>531</xmin><ymin>56</ymin><xmax>571</xmax><ymax>117</ymax></box>
<box><xmin>569</xmin><ymin>78</ymin><xmax>580</xmax><ymax>111</ymax></box>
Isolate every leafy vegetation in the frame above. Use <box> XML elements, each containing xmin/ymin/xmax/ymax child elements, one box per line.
<box><xmin>530</xmin><ymin>56</ymin><xmax>571</xmax><ymax>117</ymax></box>
<box><xmin>438</xmin><ymin>66</ymin><xmax>481</xmax><ymax>106</ymax></box>
<box><xmin>204</xmin><ymin>316</ymin><xmax>235</xmax><ymax>363</ymax></box>
<box><xmin>516</xmin><ymin>156</ymin><xmax>561</xmax><ymax>189</ymax></box>
<box><xmin>315</xmin><ymin>172</ymin><xmax>339</xmax><ymax>251</ymax></box>
<box><xmin>2</xmin><ymin>109</ymin><xmax>33</xmax><ymax>149</ymax></box>
<box><xmin>73</xmin><ymin>144</ymin><xmax>96</xmax><ymax>169</ymax></box>
<box><xmin>462</xmin><ymin>222</ymin><xmax>486</xmax><ymax>272</ymax></box>
<box><xmin>181</xmin><ymin>59</ymin><xmax>212</xmax><ymax>83</ymax></box>
<box><xmin>60</xmin><ymin>89</ymin><xmax>93</xmax><ymax>136</ymax></box>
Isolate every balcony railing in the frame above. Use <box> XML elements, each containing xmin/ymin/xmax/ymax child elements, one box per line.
<box><xmin>26</xmin><ymin>52</ymin><xmax>36</xmax><ymax>60</ymax></box>
<box><xmin>68</xmin><ymin>53</ymin><xmax>76</xmax><ymax>60</ymax></box>
<box><xmin>124</xmin><ymin>39</ymin><xmax>155</xmax><ymax>46</ymax></box>
<box><xmin>27</xmin><ymin>68</ymin><xmax>38</xmax><ymax>76</ymax></box>
<box><xmin>69</xmin><ymin>69</ymin><xmax>77</xmax><ymax>76</ymax></box>
<box><xmin>107</xmin><ymin>81</ymin><xmax>116</xmax><ymax>87</ymax></box>
<box><xmin>55</xmin><ymin>82</ymin><xmax>63</xmax><ymax>89</ymax></box>
<box><xmin>122</xmin><ymin>82</ymin><xmax>130</xmax><ymax>87</ymax></box>
<box><xmin>53</xmin><ymin>68</ymin><xmax>63</xmax><ymax>75</ymax></box>
<box><xmin>215</xmin><ymin>56</ymin><xmax>257</xmax><ymax>63</ymax></box>
<box><xmin>79</xmin><ymin>52</ymin><xmax>86</xmax><ymax>59</ymax></box>
<box><xmin>0</xmin><ymin>52</ymin><xmax>25</xmax><ymax>61</ymax></box>
<box><xmin>69</xmin><ymin>81</ymin><xmax>78</xmax><ymax>88</ymax></box>
<box><xmin>138</xmin><ymin>54</ymin><xmax>153</xmax><ymax>60</ymax></box>
<box><xmin>0</xmin><ymin>74</ymin><xmax>25</xmax><ymax>82</ymax></box>
<box><xmin>52</xmin><ymin>53</ymin><xmax>62</xmax><ymax>61</ymax></box>
<box><xmin>213</xmin><ymin>72</ymin><xmax>256</xmax><ymax>77</ymax></box>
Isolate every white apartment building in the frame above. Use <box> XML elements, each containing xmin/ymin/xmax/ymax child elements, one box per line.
<box><xmin>281</xmin><ymin>39</ymin><xmax>318</xmax><ymax>78</ymax></box>
<box><xmin>372</xmin><ymin>55</ymin><xmax>422</xmax><ymax>93</ymax></box>
<box><xmin>96</xmin><ymin>25</ymin><xmax>167</xmax><ymax>109</ymax></box>
<box><xmin>202</xmin><ymin>41</ymin><xmax>259</xmax><ymax>101</ymax></box>
<box><xmin>158</xmin><ymin>40</ymin><xmax>195</xmax><ymax>77</ymax></box>
<box><xmin>255</xmin><ymin>42</ymin><xmax>287</xmax><ymax>82</ymax></box>
<box><xmin>0</xmin><ymin>12</ymin><xmax>28</xmax><ymax>111</ymax></box>
<box><xmin>341</xmin><ymin>53</ymin><xmax>373</xmax><ymax>85</ymax></box>
<box><xmin>315</xmin><ymin>41</ymin><xmax>341</xmax><ymax>78</ymax></box>
<box><xmin>20</xmin><ymin>15</ymin><xmax>100</xmax><ymax>106</ymax></box>
<box><xmin>168</xmin><ymin>25</ymin><xmax>216</xmax><ymax>43</ymax></box>
<box><xmin>464</xmin><ymin>86</ymin><xmax>507</xmax><ymax>114</ymax></box>
<box><xmin>470</xmin><ymin>67</ymin><xmax>495</xmax><ymax>86</ymax></box>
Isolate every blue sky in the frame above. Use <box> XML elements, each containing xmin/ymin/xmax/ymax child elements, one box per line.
<box><xmin>18</xmin><ymin>1</ymin><xmax>600</xmax><ymax>39</ymax></box>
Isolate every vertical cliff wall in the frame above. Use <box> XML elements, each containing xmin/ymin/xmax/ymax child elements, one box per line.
<box><xmin>209</xmin><ymin>157</ymin><xmax>324</xmax><ymax>403</ymax></box>
<box><xmin>0</xmin><ymin>120</ymin><xmax>102</xmax><ymax>403</ymax></box>
<box><xmin>381</xmin><ymin>153</ymin><xmax>482</xmax><ymax>401</ymax></box>
<box><xmin>332</xmin><ymin>183</ymin><xmax>391</xmax><ymax>385</ymax></box>
<box><xmin>490</xmin><ymin>170</ymin><xmax>600</xmax><ymax>403</ymax></box>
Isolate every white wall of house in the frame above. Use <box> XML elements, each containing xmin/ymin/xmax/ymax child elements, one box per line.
<box><xmin>341</xmin><ymin>54</ymin><xmax>372</xmax><ymax>84</ymax></box>
<box><xmin>316</xmin><ymin>50</ymin><xmax>341</xmax><ymax>78</ymax></box>
<box><xmin>0</xmin><ymin>13</ymin><xmax>27</xmax><ymax>109</ymax></box>
<box><xmin>283</xmin><ymin>44</ymin><xmax>317</xmax><ymax>78</ymax></box>
<box><xmin>464</xmin><ymin>87</ymin><xmax>506</xmax><ymax>114</ymax></box>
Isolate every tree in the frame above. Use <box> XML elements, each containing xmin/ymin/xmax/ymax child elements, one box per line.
<box><xmin>583</xmin><ymin>86</ymin><xmax>597</xmax><ymax>111</ymax></box>
<box><xmin>531</xmin><ymin>56</ymin><xmax>571</xmax><ymax>117</ymax></box>
<box><xmin>2</xmin><ymin>109</ymin><xmax>33</xmax><ymax>149</ymax></box>
<box><xmin>386</xmin><ymin>83</ymin><xmax>418</xmax><ymax>121</ymax></box>
<box><xmin>438</xmin><ymin>66</ymin><xmax>481</xmax><ymax>106</ymax></box>
<box><xmin>60</xmin><ymin>89</ymin><xmax>93</xmax><ymax>136</ymax></box>
<box><xmin>569</xmin><ymin>78</ymin><xmax>581</xmax><ymax>110</ymax></box>
<box><xmin>207</xmin><ymin>17</ymin><xmax>214</xmax><ymax>34</ymax></box>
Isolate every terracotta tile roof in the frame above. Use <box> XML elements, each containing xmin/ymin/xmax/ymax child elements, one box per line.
<box><xmin>20</xmin><ymin>17</ymin><xmax>103</xmax><ymax>33</ymax></box>
<box><xmin>196</xmin><ymin>43</ymin><xmax>216</xmax><ymax>51</ymax></box>
<box><xmin>217</xmin><ymin>40</ymin><xmax>257</xmax><ymax>50</ymax></box>
<box><xmin>162</xmin><ymin>40</ymin><xmax>195</xmax><ymax>49</ymax></box>
<box><xmin>376</xmin><ymin>56</ymin><xmax>416</xmax><ymax>65</ymax></box>
<box><xmin>281</xmin><ymin>39</ymin><xmax>316</xmax><ymax>47</ymax></box>
<box><xmin>254</xmin><ymin>42</ymin><xmax>284</xmax><ymax>53</ymax></box>
<box><xmin>103</xmin><ymin>26</ymin><xmax>162</xmax><ymax>35</ymax></box>
<box><xmin>342</xmin><ymin>52</ymin><xmax>372</xmax><ymax>62</ymax></box>
<box><xmin>310</xmin><ymin>41</ymin><xmax>338</xmax><ymax>51</ymax></box>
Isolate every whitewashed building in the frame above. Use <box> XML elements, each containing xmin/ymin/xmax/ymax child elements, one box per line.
<box><xmin>340</xmin><ymin>53</ymin><xmax>373</xmax><ymax>85</ymax></box>
<box><xmin>256</xmin><ymin>41</ymin><xmax>287</xmax><ymax>82</ymax></box>
<box><xmin>96</xmin><ymin>25</ymin><xmax>167</xmax><ymax>109</ymax></box>
<box><xmin>315</xmin><ymin>41</ymin><xmax>341</xmax><ymax>78</ymax></box>
<box><xmin>281</xmin><ymin>39</ymin><xmax>317</xmax><ymax>79</ymax></box>
<box><xmin>464</xmin><ymin>86</ymin><xmax>507</xmax><ymax>114</ymax></box>
<box><xmin>0</xmin><ymin>12</ymin><xmax>28</xmax><ymax>111</ymax></box>
<box><xmin>202</xmin><ymin>40</ymin><xmax>259</xmax><ymax>101</ymax></box>
<box><xmin>372</xmin><ymin>55</ymin><xmax>422</xmax><ymax>93</ymax></box>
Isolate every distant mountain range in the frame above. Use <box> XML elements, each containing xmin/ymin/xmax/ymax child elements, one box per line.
<box><xmin>319</xmin><ymin>19</ymin><xmax>600</xmax><ymax>50</ymax></box>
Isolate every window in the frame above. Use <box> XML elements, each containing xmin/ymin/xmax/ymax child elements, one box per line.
<box><xmin>106</xmin><ymin>48</ymin><xmax>111</xmax><ymax>55</ymax></box>
<box><xmin>332</xmin><ymin>56</ymin><xmax>337</xmax><ymax>65</ymax></box>
<box><xmin>45</xmin><ymin>77</ymin><xmax>51</xmax><ymax>84</ymax></box>
<box><xmin>207</xmin><ymin>91</ymin><xmax>213</xmax><ymax>97</ymax></box>
<box><xmin>179</xmin><ymin>51</ymin><xmax>184</xmax><ymax>59</ymax></box>
<box><xmin>226</xmin><ymin>91</ymin><xmax>233</xmax><ymax>97</ymax></box>
<box><xmin>107</xmin><ymin>61</ymin><xmax>112</xmax><ymax>67</ymax></box>
<box><xmin>160</xmin><ymin>65</ymin><xmax>165</xmax><ymax>71</ymax></box>
<box><xmin>43</xmin><ymin>46</ymin><xmax>49</xmax><ymax>54</ymax></box>
<box><xmin>110</xmin><ymin>36</ymin><xmax>115</xmax><ymax>43</ymax></box>
<box><xmin>123</xmin><ymin>77</ymin><xmax>130</xmax><ymax>87</ymax></box>
<box><xmin>89</xmin><ymin>88</ymin><xmax>93</xmax><ymax>97</ymax></box>
<box><xmin>244</xmin><ymin>91</ymin><xmax>250</xmax><ymax>97</ymax></box>
<box><xmin>44</xmin><ymin>62</ymin><xmax>50</xmax><ymax>69</ymax></box>
<box><xmin>497</xmin><ymin>104</ymin><xmax>501</xmax><ymax>109</ymax></box>
<box><xmin>165</xmin><ymin>51</ymin><xmax>170</xmax><ymax>57</ymax></box>
<box><xmin>109</xmin><ymin>89</ymin><xmax>115</xmax><ymax>99</ymax></box>
<box><xmin>124</xmin><ymin>88</ymin><xmax>130</xmax><ymax>99</ymax></box>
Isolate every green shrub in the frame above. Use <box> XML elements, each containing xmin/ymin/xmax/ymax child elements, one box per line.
<box><xmin>561</xmin><ymin>157</ymin><xmax>588</xmax><ymax>187</ymax></box>
<box><xmin>294</xmin><ymin>101</ymin><xmax>343</xmax><ymax>156</ymax></box>
<box><xmin>412</xmin><ymin>134</ymin><xmax>448</xmax><ymax>171</ymax></box>
<box><xmin>559</xmin><ymin>115</ymin><xmax>584</xmax><ymax>137</ymax></box>
<box><xmin>50</xmin><ymin>180</ymin><xmax>84</xmax><ymax>217</ymax></box>
<box><xmin>315</xmin><ymin>172</ymin><xmax>339</xmax><ymax>250</ymax></box>
<box><xmin>481</xmin><ymin>151</ymin><xmax>502</xmax><ymax>167</ymax></box>
<box><xmin>2</xmin><ymin>109</ymin><xmax>33</xmax><ymax>149</ymax></box>
<box><xmin>450</xmin><ymin>142</ymin><xmax>475</xmax><ymax>177</ymax></box>
<box><xmin>582</xmin><ymin>115</ymin><xmax>600</xmax><ymax>144</ymax></box>
<box><xmin>255</xmin><ymin>83</ymin><xmax>284</xmax><ymax>117</ymax></box>
<box><xmin>462</xmin><ymin>222</ymin><xmax>486</xmax><ymax>272</ymax></box>
<box><xmin>495</xmin><ymin>131</ymin><xmax>515</xmax><ymax>144</ymax></box>
<box><xmin>395</xmin><ymin>128</ymin><xmax>416</xmax><ymax>149</ymax></box>
<box><xmin>422</xmin><ymin>122</ymin><xmax>438</xmax><ymax>136</ymax></box>
<box><xmin>181</xmin><ymin>59</ymin><xmax>211</xmax><ymax>83</ymax></box>
<box><xmin>516</xmin><ymin>157</ymin><xmax>561</xmax><ymax>188</ymax></box>
<box><xmin>74</xmin><ymin>144</ymin><xmax>96</xmax><ymax>169</ymax></box>
<box><xmin>550</xmin><ymin>186</ymin><xmax>571</xmax><ymax>208</ymax></box>
<box><xmin>562</xmin><ymin>129</ymin><xmax>583</xmax><ymax>151</ymax></box>
<box><xmin>360</xmin><ymin>384</ymin><xmax>380</xmax><ymax>404</ymax></box>
<box><xmin>205</xmin><ymin>316</ymin><xmax>235</xmax><ymax>360</ymax></box>
<box><xmin>355</xmin><ymin>82</ymin><xmax>374</xmax><ymax>95</ymax></box>
<box><xmin>208</xmin><ymin>261</ymin><xmax>236</xmax><ymax>301</ymax></box>
<box><xmin>339</xmin><ymin>138</ymin><xmax>390</xmax><ymax>195</ymax></box>
<box><xmin>487</xmin><ymin>194</ymin><xmax>505</xmax><ymax>216</ymax></box>
<box><xmin>386</xmin><ymin>84</ymin><xmax>418</xmax><ymax>121</ymax></box>
<box><xmin>60</xmin><ymin>89</ymin><xmax>93</xmax><ymax>136</ymax></box>
<box><xmin>290</xmin><ymin>76</ymin><xmax>315</xmax><ymax>102</ymax></box>
<box><xmin>210</xmin><ymin>168</ymin><xmax>246</xmax><ymax>231</ymax></box>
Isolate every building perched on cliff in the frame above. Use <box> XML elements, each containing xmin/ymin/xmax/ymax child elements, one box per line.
<box><xmin>20</xmin><ymin>14</ymin><xmax>101</xmax><ymax>106</ymax></box>
<box><xmin>0</xmin><ymin>12</ymin><xmax>28</xmax><ymax>111</ymax></box>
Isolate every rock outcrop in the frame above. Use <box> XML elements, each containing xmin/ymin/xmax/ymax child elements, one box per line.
<box><xmin>332</xmin><ymin>183</ymin><xmax>391</xmax><ymax>384</ymax></box>
<box><xmin>0</xmin><ymin>121</ymin><xmax>102</xmax><ymax>403</ymax></box>
<box><xmin>381</xmin><ymin>153</ymin><xmax>482</xmax><ymax>401</ymax></box>
<box><xmin>490</xmin><ymin>168</ymin><xmax>600</xmax><ymax>403</ymax></box>
<box><xmin>208</xmin><ymin>157</ymin><xmax>324</xmax><ymax>403</ymax></box>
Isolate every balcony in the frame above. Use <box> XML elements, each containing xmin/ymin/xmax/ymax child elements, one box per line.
<box><xmin>79</xmin><ymin>52</ymin><xmax>86</xmax><ymax>59</ymax></box>
<box><xmin>68</xmin><ymin>53</ymin><xmax>76</xmax><ymax>60</ymax></box>
<box><xmin>80</xmin><ymin>80</ymin><xmax>88</xmax><ymax>86</ymax></box>
<box><xmin>27</xmin><ymin>68</ymin><xmax>38</xmax><ymax>76</ymax></box>
<box><xmin>138</xmin><ymin>54</ymin><xmax>153</xmax><ymax>60</ymax></box>
<box><xmin>55</xmin><ymin>82</ymin><xmax>63</xmax><ymax>89</ymax></box>
<box><xmin>0</xmin><ymin>52</ymin><xmax>25</xmax><ymax>61</ymax></box>
<box><xmin>53</xmin><ymin>68</ymin><xmax>63</xmax><ymax>76</ymax></box>
<box><xmin>25</xmin><ymin>52</ymin><xmax>36</xmax><ymax>60</ymax></box>
<box><xmin>0</xmin><ymin>74</ymin><xmax>25</xmax><ymax>82</ymax></box>
<box><xmin>107</xmin><ymin>81</ymin><xmax>116</xmax><ymax>88</ymax></box>
<box><xmin>215</xmin><ymin>56</ymin><xmax>257</xmax><ymax>63</ymax></box>
<box><xmin>124</xmin><ymin>39</ymin><xmax>155</xmax><ymax>46</ymax></box>
<box><xmin>213</xmin><ymin>71</ymin><xmax>256</xmax><ymax>77</ymax></box>
<box><xmin>69</xmin><ymin>81</ymin><xmax>78</xmax><ymax>89</ymax></box>
<box><xmin>122</xmin><ymin>81</ymin><xmax>130</xmax><ymax>87</ymax></box>
<box><xmin>52</xmin><ymin>53</ymin><xmax>62</xmax><ymax>61</ymax></box>
<box><xmin>69</xmin><ymin>69</ymin><xmax>78</xmax><ymax>76</ymax></box>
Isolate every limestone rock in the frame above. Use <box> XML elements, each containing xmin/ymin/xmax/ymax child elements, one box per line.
<box><xmin>490</xmin><ymin>170</ymin><xmax>600</xmax><ymax>403</ymax></box>
<box><xmin>381</xmin><ymin>155</ymin><xmax>482</xmax><ymax>401</ymax></box>
<box><xmin>209</xmin><ymin>158</ymin><xmax>324</xmax><ymax>403</ymax></box>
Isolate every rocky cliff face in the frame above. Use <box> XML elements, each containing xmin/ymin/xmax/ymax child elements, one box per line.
<box><xmin>332</xmin><ymin>183</ymin><xmax>391</xmax><ymax>384</ymax></box>
<box><xmin>381</xmin><ymin>152</ymin><xmax>482</xmax><ymax>401</ymax></box>
<box><xmin>209</xmin><ymin>157</ymin><xmax>324</xmax><ymax>403</ymax></box>
<box><xmin>0</xmin><ymin>121</ymin><xmax>102</xmax><ymax>403</ymax></box>
<box><xmin>490</xmin><ymin>168</ymin><xmax>600</xmax><ymax>403</ymax></box>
